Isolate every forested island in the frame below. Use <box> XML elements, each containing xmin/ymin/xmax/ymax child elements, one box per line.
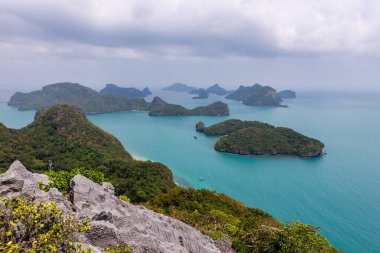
<box><xmin>0</xmin><ymin>105</ymin><xmax>337</xmax><ymax>252</ymax></box>
<box><xmin>162</xmin><ymin>82</ymin><xmax>197</xmax><ymax>92</ymax></box>
<box><xmin>149</xmin><ymin>97</ymin><xmax>229</xmax><ymax>116</ymax></box>
<box><xmin>226</xmin><ymin>84</ymin><xmax>285</xmax><ymax>107</ymax></box>
<box><xmin>278</xmin><ymin>90</ymin><xmax>297</xmax><ymax>99</ymax></box>
<box><xmin>197</xmin><ymin>119</ymin><xmax>325</xmax><ymax>157</ymax></box>
<box><xmin>8</xmin><ymin>82</ymin><xmax>229</xmax><ymax>116</ymax></box>
<box><xmin>99</xmin><ymin>83</ymin><xmax>152</xmax><ymax>98</ymax></box>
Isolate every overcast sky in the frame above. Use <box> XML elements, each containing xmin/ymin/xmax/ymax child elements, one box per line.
<box><xmin>1</xmin><ymin>0</ymin><xmax>380</xmax><ymax>95</ymax></box>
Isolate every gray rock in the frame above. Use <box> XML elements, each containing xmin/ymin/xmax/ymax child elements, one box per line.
<box><xmin>0</xmin><ymin>161</ymin><xmax>225</xmax><ymax>253</ymax></box>
<box><xmin>102</xmin><ymin>182</ymin><xmax>115</xmax><ymax>195</ymax></box>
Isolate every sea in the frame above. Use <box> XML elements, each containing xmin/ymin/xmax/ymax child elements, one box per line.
<box><xmin>0</xmin><ymin>90</ymin><xmax>379</xmax><ymax>253</ymax></box>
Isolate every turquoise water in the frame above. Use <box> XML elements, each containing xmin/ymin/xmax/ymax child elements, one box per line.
<box><xmin>1</xmin><ymin>92</ymin><xmax>380</xmax><ymax>253</ymax></box>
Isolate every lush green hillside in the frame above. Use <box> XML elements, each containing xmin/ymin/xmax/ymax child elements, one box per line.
<box><xmin>99</xmin><ymin>83</ymin><xmax>152</xmax><ymax>98</ymax></box>
<box><xmin>0</xmin><ymin>105</ymin><xmax>175</xmax><ymax>202</ymax></box>
<box><xmin>8</xmin><ymin>82</ymin><xmax>230</xmax><ymax>117</ymax></box>
<box><xmin>197</xmin><ymin>119</ymin><xmax>325</xmax><ymax>157</ymax></box>
<box><xmin>150</xmin><ymin>188</ymin><xmax>338</xmax><ymax>253</ymax></box>
<box><xmin>149</xmin><ymin>101</ymin><xmax>229</xmax><ymax>116</ymax></box>
<box><xmin>206</xmin><ymin>84</ymin><xmax>228</xmax><ymax>95</ymax></box>
<box><xmin>226</xmin><ymin>84</ymin><xmax>284</xmax><ymax>107</ymax></box>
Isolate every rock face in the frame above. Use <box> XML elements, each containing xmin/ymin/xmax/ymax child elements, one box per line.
<box><xmin>0</xmin><ymin>161</ymin><xmax>223</xmax><ymax>253</ymax></box>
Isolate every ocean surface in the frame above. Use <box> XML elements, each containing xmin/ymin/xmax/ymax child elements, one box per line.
<box><xmin>1</xmin><ymin>91</ymin><xmax>380</xmax><ymax>253</ymax></box>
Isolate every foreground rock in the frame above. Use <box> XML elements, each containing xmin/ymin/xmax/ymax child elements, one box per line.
<box><xmin>0</xmin><ymin>161</ymin><xmax>223</xmax><ymax>253</ymax></box>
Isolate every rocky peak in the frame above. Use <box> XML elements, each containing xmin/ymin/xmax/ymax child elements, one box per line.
<box><xmin>0</xmin><ymin>161</ymin><xmax>225</xmax><ymax>253</ymax></box>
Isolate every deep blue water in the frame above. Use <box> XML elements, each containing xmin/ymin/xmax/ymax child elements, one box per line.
<box><xmin>1</xmin><ymin>91</ymin><xmax>380</xmax><ymax>253</ymax></box>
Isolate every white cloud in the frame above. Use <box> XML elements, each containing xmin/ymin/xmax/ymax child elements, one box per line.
<box><xmin>1</xmin><ymin>0</ymin><xmax>380</xmax><ymax>59</ymax></box>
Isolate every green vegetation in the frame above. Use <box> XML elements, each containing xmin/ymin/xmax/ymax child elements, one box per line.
<box><xmin>0</xmin><ymin>196</ymin><xmax>92</xmax><ymax>252</ymax></box>
<box><xmin>0</xmin><ymin>105</ymin><xmax>176</xmax><ymax>202</ymax></box>
<box><xmin>197</xmin><ymin>119</ymin><xmax>325</xmax><ymax>157</ymax></box>
<box><xmin>149</xmin><ymin>188</ymin><xmax>337</xmax><ymax>253</ymax></box>
<box><xmin>9</xmin><ymin>82</ymin><xmax>229</xmax><ymax>116</ymax></box>
<box><xmin>149</xmin><ymin>101</ymin><xmax>229</xmax><ymax>116</ymax></box>
<box><xmin>226</xmin><ymin>84</ymin><xmax>284</xmax><ymax>107</ymax></box>
<box><xmin>39</xmin><ymin>168</ymin><xmax>107</xmax><ymax>194</ymax></box>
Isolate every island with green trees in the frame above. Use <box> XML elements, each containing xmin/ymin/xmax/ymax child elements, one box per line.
<box><xmin>196</xmin><ymin>119</ymin><xmax>325</xmax><ymax>157</ymax></box>
<box><xmin>8</xmin><ymin>82</ymin><xmax>229</xmax><ymax>116</ymax></box>
<box><xmin>99</xmin><ymin>83</ymin><xmax>152</xmax><ymax>98</ymax></box>
<box><xmin>206</xmin><ymin>84</ymin><xmax>228</xmax><ymax>95</ymax></box>
<box><xmin>0</xmin><ymin>105</ymin><xmax>338</xmax><ymax>252</ymax></box>
<box><xmin>149</xmin><ymin>98</ymin><xmax>229</xmax><ymax>116</ymax></box>
<box><xmin>226</xmin><ymin>83</ymin><xmax>285</xmax><ymax>107</ymax></box>
<box><xmin>162</xmin><ymin>82</ymin><xmax>197</xmax><ymax>92</ymax></box>
<box><xmin>190</xmin><ymin>88</ymin><xmax>210</xmax><ymax>99</ymax></box>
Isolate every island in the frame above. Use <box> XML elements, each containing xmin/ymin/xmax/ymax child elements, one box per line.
<box><xmin>149</xmin><ymin>98</ymin><xmax>229</xmax><ymax>116</ymax></box>
<box><xmin>162</xmin><ymin>82</ymin><xmax>197</xmax><ymax>92</ymax></box>
<box><xmin>0</xmin><ymin>105</ymin><xmax>337</xmax><ymax>253</ymax></box>
<box><xmin>206</xmin><ymin>84</ymin><xmax>228</xmax><ymax>95</ymax></box>
<box><xmin>196</xmin><ymin>119</ymin><xmax>325</xmax><ymax>157</ymax></box>
<box><xmin>99</xmin><ymin>83</ymin><xmax>152</xmax><ymax>98</ymax></box>
<box><xmin>8</xmin><ymin>82</ymin><xmax>229</xmax><ymax>116</ymax></box>
<box><xmin>226</xmin><ymin>84</ymin><xmax>285</xmax><ymax>107</ymax></box>
<box><xmin>190</xmin><ymin>88</ymin><xmax>209</xmax><ymax>99</ymax></box>
<box><xmin>278</xmin><ymin>90</ymin><xmax>296</xmax><ymax>99</ymax></box>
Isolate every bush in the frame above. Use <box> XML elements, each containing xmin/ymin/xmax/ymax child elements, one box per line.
<box><xmin>0</xmin><ymin>196</ymin><xmax>91</xmax><ymax>252</ymax></box>
<box><xmin>40</xmin><ymin>168</ymin><xmax>107</xmax><ymax>194</ymax></box>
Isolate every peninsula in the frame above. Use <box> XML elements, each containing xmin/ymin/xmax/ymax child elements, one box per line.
<box><xmin>197</xmin><ymin>119</ymin><xmax>325</xmax><ymax>157</ymax></box>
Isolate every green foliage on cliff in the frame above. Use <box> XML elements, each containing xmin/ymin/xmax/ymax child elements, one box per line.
<box><xmin>0</xmin><ymin>105</ymin><xmax>175</xmax><ymax>202</ymax></box>
<box><xmin>197</xmin><ymin>119</ymin><xmax>324</xmax><ymax>157</ymax></box>
<box><xmin>150</xmin><ymin>188</ymin><xmax>337</xmax><ymax>253</ymax></box>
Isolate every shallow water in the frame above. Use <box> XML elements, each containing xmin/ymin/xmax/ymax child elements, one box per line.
<box><xmin>1</xmin><ymin>91</ymin><xmax>380</xmax><ymax>253</ymax></box>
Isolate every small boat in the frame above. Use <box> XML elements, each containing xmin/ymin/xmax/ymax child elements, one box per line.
<box><xmin>199</xmin><ymin>177</ymin><xmax>205</xmax><ymax>181</ymax></box>
<box><xmin>193</xmin><ymin>136</ymin><xmax>198</xmax><ymax>139</ymax></box>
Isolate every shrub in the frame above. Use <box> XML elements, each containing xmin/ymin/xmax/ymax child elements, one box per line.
<box><xmin>40</xmin><ymin>168</ymin><xmax>107</xmax><ymax>194</ymax></box>
<box><xmin>0</xmin><ymin>196</ymin><xmax>91</xmax><ymax>252</ymax></box>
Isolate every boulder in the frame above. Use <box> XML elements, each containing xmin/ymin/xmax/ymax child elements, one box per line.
<box><xmin>0</xmin><ymin>161</ymin><xmax>225</xmax><ymax>253</ymax></box>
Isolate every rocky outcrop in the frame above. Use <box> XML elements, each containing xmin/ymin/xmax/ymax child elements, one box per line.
<box><xmin>0</xmin><ymin>161</ymin><xmax>224</xmax><ymax>253</ymax></box>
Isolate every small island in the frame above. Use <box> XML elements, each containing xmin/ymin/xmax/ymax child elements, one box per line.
<box><xmin>278</xmin><ymin>90</ymin><xmax>296</xmax><ymax>99</ymax></box>
<box><xmin>226</xmin><ymin>84</ymin><xmax>285</xmax><ymax>107</ymax></box>
<box><xmin>100</xmin><ymin>83</ymin><xmax>152</xmax><ymax>98</ymax></box>
<box><xmin>162</xmin><ymin>83</ymin><xmax>197</xmax><ymax>92</ymax></box>
<box><xmin>190</xmin><ymin>88</ymin><xmax>209</xmax><ymax>99</ymax></box>
<box><xmin>149</xmin><ymin>99</ymin><xmax>229</xmax><ymax>116</ymax></box>
<box><xmin>206</xmin><ymin>84</ymin><xmax>228</xmax><ymax>95</ymax></box>
<box><xmin>196</xmin><ymin>119</ymin><xmax>325</xmax><ymax>157</ymax></box>
<box><xmin>8</xmin><ymin>82</ymin><xmax>230</xmax><ymax>117</ymax></box>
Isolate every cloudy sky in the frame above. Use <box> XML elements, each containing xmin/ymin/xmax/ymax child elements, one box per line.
<box><xmin>1</xmin><ymin>0</ymin><xmax>380</xmax><ymax>95</ymax></box>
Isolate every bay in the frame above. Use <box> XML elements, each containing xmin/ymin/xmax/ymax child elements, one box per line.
<box><xmin>1</xmin><ymin>91</ymin><xmax>379</xmax><ymax>252</ymax></box>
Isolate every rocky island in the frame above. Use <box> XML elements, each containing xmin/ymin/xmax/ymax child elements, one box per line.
<box><xmin>8</xmin><ymin>82</ymin><xmax>229</xmax><ymax>117</ymax></box>
<box><xmin>226</xmin><ymin>84</ymin><xmax>285</xmax><ymax>107</ymax></box>
<box><xmin>99</xmin><ymin>83</ymin><xmax>152</xmax><ymax>98</ymax></box>
<box><xmin>197</xmin><ymin>119</ymin><xmax>325</xmax><ymax>157</ymax></box>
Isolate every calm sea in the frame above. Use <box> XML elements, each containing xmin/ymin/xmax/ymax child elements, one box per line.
<box><xmin>1</xmin><ymin>91</ymin><xmax>379</xmax><ymax>253</ymax></box>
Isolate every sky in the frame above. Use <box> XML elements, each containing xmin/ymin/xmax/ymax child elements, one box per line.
<box><xmin>1</xmin><ymin>0</ymin><xmax>380</xmax><ymax>97</ymax></box>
